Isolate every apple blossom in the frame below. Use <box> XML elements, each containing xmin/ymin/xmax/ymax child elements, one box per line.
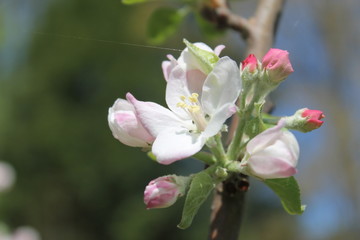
<box><xmin>144</xmin><ymin>175</ymin><xmax>189</xmax><ymax>209</ymax></box>
<box><xmin>128</xmin><ymin>57</ymin><xmax>241</xmax><ymax>164</ymax></box>
<box><xmin>243</xmin><ymin>120</ymin><xmax>299</xmax><ymax>179</ymax></box>
<box><xmin>262</xmin><ymin>48</ymin><xmax>294</xmax><ymax>83</ymax></box>
<box><xmin>108</xmin><ymin>98</ymin><xmax>154</xmax><ymax>148</ymax></box>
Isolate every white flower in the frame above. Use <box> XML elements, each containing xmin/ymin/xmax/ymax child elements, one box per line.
<box><xmin>128</xmin><ymin>57</ymin><xmax>241</xmax><ymax>164</ymax></box>
<box><xmin>244</xmin><ymin>120</ymin><xmax>300</xmax><ymax>179</ymax></box>
<box><xmin>108</xmin><ymin>98</ymin><xmax>154</xmax><ymax>147</ymax></box>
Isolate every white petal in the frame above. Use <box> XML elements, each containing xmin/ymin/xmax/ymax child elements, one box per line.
<box><xmin>126</xmin><ymin>93</ymin><xmax>184</xmax><ymax>137</ymax></box>
<box><xmin>201</xmin><ymin>57</ymin><xmax>241</xmax><ymax>115</ymax></box>
<box><xmin>162</xmin><ymin>54</ymin><xmax>177</xmax><ymax>81</ymax></box>
<box><xmin>246</xmin><ymin>120</ymin><xmax>285</xmax><ymax>154</ymax></box>
<box><xmin>165</xmin><ymin>66</ymin><xmax>192</xmax><ymax>118</ymax></box>
<box><xmin>152</xmin><ymin>128</ymin><xmax>206</xmax><ymax>165</ymax></box>
<box><xmin>248</xmin><ymin>153</ymin><xmax>297</xmax><ymax>179</ymax></box>
<box><xmin>203</xmin><ymin>103</ymin><xmax>237</xmax><ymax>138</ymax></box>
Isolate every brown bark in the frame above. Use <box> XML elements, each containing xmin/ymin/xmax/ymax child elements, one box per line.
<box><xmin>202</xmin><ymin>1</ymin><xmax>286</xmax><ymax>239</ymax></box>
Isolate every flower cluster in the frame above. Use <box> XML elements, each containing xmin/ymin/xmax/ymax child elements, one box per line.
<box><xmin>108</xmin><ymin>40</ymin><xmax>324</xmax><ymax>224</ymax></box>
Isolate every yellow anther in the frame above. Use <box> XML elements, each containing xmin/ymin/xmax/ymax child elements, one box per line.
<box><xmin>177</xmin><ymin>102</ymin><xmax>187</xmax><ymax>108</ymax></box>
<box><xmin>180</xmin><ymin>96</ymin><xmax>186</xmax><ymax>101</ymax></box>
<box><xmin>189</xmin><ymin>93</ymin><xmax>199</xmax><ymax>103</ymax></box>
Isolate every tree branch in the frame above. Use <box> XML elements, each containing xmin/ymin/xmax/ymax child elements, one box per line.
<box><xmin>202</xmin><ymin>1</ymin><xmax>286</xmax><ymax>239</ymax></box>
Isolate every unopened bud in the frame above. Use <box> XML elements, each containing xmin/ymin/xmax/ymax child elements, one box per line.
<box><xmin>144</xmin><ymin>175</ymin><xmax>190</xmax><ymax>209</ymax></box>
<box><xmin>285</xmin><ymin>108</ymin><xmax>325</xmax><ymax>132</ymax></box>
<box><xmin>262</xmin><ymin>48</ymin><xmax>294</xmax><ymax>83</ymax></box>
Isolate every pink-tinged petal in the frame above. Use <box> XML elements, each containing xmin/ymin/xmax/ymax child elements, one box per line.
<box><xmin>152</xmin><ymin>128</ymin><xmax>206</xmax><ymax>165</ymax></box>
<box><xmin>144</xmin><ymin>176</ymin><xmax>181</xmax><ymax>209</ymax></box>
<box><xmin>246</xmin><ymin>120</ymin><xmax>285</xmax><ymax>154</ymax></box>
<box><xmin>126</xmin><ymin>93</ymin><xmax>185</xmax><ymax>137</ymax></box>
<box><xmin>186</xmin><ymin>69</ymin><xmax>207</xmax><ymax>96</ymax></box>
<box><xmin>245</xmin><ymin>120</ymin><xmax>300</xmax><ymax>179</ymax></box>
<box><xmin>108</xmin><ymin>98</ymin><xmax>154</xmax><ymax>147</ymax></box>
<box><xmin>214</xmin><ymin>45</ymin><xmax>226</xmax><ymax>56</ymax></box>
<box><xmin>162</xmin><ymin>54</ymin><xmax>178</xmax><ymax>82</ymax></box>
<box><xmin>202</xmin><ymin>57</ymin><xmax>241</xmax><ymax>115</ymax></box>
<box><xmin>203</xmin><ymin>103</ymin><xmax>237</xmax><ymax>138</ymax></box>
<box><xmin>248</xmin><ymin>154</ymin><xmax>297</xmax><ymax>179</ymax></box>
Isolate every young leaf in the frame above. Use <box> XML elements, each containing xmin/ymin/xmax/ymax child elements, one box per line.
<box><xmin>177</xmin><ymin>170</ymin><xmax>216</xmax><ymax>229</ymax></box>
<box><xmin>183</xmin><ymin>39</ymin><xmax>219</xmax><ymax>74</ymax></box>
<box><xmin>147</xmin><ymin>8</ymin><xmax>187</xmax><ymax>44</ymax></box>
<box><xmin>264</xmin><ymin>176</ymin><xmax>305</xmax><ymax>215</ymax></box>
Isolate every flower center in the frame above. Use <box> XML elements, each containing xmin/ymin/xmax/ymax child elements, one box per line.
<box><xmin>176</xmin><ymin>93</ymin><xmax>207</xmax><ymax>132</ymax></box>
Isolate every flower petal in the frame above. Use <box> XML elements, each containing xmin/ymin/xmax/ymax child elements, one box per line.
<box><xmin>214</xmin><ymin>45</ymin><xmax>225</xmax><ymax>56</ymax></box>
<box><xmin>248</xmin><ymin>153</ymin><xmax>298</xmax><ymax>179</ymax></box>
<box><xmin>246</xmin><ymin>120</ymin><xmax>285</xmax><ymax>154</ymax></box>
<box><xmin>201</xmin><ymin>57</ymin><xmax>241</xmax><ymax>116</ymax></box>
<box><xmin>165</xmin><ymin>66</ymin><xmax>192</xmax><ymax>118</ymax></box>
<box><xmin>203</xmin><ymin>103</ymin><xmax>237</xmax><ymax>138</ymax></box>
<box><xmin>126</xmin><ymin>93</ymin><xmax>185</xmax><ymax>137</ymax></box>
<box><xmin>152</xmin><ymin>128</ymin><xmax>206</xmax><ymax>165</ymax></box>
<box><xmin>162</xmin><ymin>54</ymin><xmax>177</xmax><ymax>82</ymax></box>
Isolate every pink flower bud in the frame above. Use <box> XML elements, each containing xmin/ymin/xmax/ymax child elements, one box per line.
<box><xmin>262</xmin><ymin>48</ymin><xmax>294</xmax><ymax>83</ymax></box>
<box><xmin>108</xmin><ymin>96</ymin><xmax>154</xmax><ymax>147</ymax></box>
<box><xmin>301</xmin><ymin>109</ymin><xmax>325</xmax><ymax>131</ymax></box>
<box><xmin>241</xmin><ymin>54</ymin><xmax>258</xmax><ymax>73</ymax></box>
<box><xmin>245</xmin><ymin>120</ymin><xmax>299</xmax><ymax>179</ymax></box>
<box><xmin>144</xmin><ymin>175</ymin><xmax>187</xmax><ymax>209</ymax></box>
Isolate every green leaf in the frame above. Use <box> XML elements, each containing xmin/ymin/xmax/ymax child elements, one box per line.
<box><xmin>183</xmin><ymin>39</ymin><xmax>219</xmax><ymax>74</ymax></box>
<box><xmin>264</xmin><ymin>177</ymin><xmax>305</xmax><ymax>215</ymax></box>
<box><xmin>177</xmin><ymin>170</ymin><xmax>216</xmax><ymax>229</ymax></box>
<box><xmin>147</xmin><ymin>8</ymin><xmax>187</xmax><ymax>45</ymax></box>
<box><xmin>121</xmin><ymin>0</ymin><xmax>148</xmax><ymax>5</ymax></box>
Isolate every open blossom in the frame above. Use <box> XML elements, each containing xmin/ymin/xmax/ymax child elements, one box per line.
<box><xmin>108</xmin><ymin>98</ymin><xmax>154</xmax><ymax>147</ymax></box>
<box><xmin>128</xmin><ymin>57</ymin><xmax>241</xmax><ymax>164</ymax></box>
<box><xmin>144</xmin><ymin>175</ymin><xmax>188</xmax><ymax>209</ymax></box>
<box><xmin>162</xmin><ymin>42</ymin><xmax>225</xmax><ymax>84</ymax></box>
<box><xmin>262</xmin><ymin>48</ymin><xmax>294</xmax><ymax>83</ymax></box>
<box><xmin>244</xmin><ymin>120</ymin><xmax>299</xmax><ymax>179</ymax></box>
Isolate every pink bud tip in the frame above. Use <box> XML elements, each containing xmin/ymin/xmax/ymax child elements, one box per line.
<box><xmin>241</xmin><ymin>54</ymin><xmax>258</xmax><ymax>72</ymax></box>
<box><xmin>301</xmin><ymin>109</ymin><xmax>325</xmax><ymax>130</ymax></box>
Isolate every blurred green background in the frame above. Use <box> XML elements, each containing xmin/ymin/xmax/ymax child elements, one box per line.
<box><xmin>0</xmin><ymin>0</ymin><xmax>359</xmax><ymax>239</ymax></box>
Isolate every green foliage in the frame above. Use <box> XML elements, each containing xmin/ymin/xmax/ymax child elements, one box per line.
<box><xmin>147</xmin><ymin>8</ymin><xmax>188</xmax><ymax>44</ymax></box>
<box><xmin>264</xmin><ymin>177</ymin><xmax>305</xmax><ymax>215</ymax></box>
<box><xmin>178</xmin><ymin>170</ymin><xmax>216</xmax><ymax>229</ymax></box>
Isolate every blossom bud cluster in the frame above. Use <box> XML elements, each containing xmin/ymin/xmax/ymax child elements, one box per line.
<box><xmin>108</xmin><ymin>40</ymin><xmax>324</xmax><ymax>212</ymax></box>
